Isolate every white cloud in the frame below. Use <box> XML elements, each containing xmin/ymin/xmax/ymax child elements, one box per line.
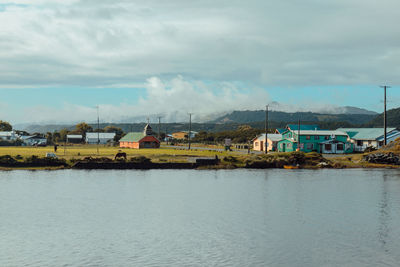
<box><xmin>10</xmin><ymin>76</ymin><xmax>269</xmax><ymax>123</ymax></box>
<box><xmin>0</xmin><ymin>0</ymin><xmax>399</xmax><ymax>87</ymax></box>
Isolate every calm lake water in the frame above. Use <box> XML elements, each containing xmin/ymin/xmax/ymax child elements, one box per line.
<box><xmin>1</xmin><ymin>169</ymin><xmax>400</xmax><ymax>267</ymax></box>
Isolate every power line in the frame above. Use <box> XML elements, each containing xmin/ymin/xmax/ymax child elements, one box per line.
<box><xmin>188</xmin><ymin>113</ymin><xmax>193</xmax><ymax>150</ymax></box>
<box><xmin>265</xmin><ymin>105</ymin><xmax>268</xmax><ymax>154</ymax></box>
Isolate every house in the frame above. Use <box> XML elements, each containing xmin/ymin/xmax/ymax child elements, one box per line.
<box><xmin>119</xmin><ymin>124</ymin><xmax>160</xmax><ymax>149</ymax></box>
<box><xmin>0</xmin><ymin>131</ymin><xmax>18</xmax><ymax>141</ymax></box>
<box><xmin>85</xmin><ymin>132</ymin><xmax>116</xmax><ymax>144</ymax></box>
<box><xmin>20</xmin><ymin>135</ymin><xmax>47</xmax><ymax>146</ymax></box>
<box><xmin>66</xmin><ymin>134</ymin><xmax>83</xmax><ymax>143</ymax></box>
<box><xmin>253</xmin><ymin>134</ymin><xmax>282</xmax><ymax>152</ymax></box>
<box><xmin>277</xmin><ymin>129</ymin><xmax>353</xmax><ymax>154</ymax></box>
<box><xmin>172</xmin><ymin>131</ymin><xmax>198</xmax><ymax>139</ymax></box>
<box><xmin>337</xmin><ymin>128</ymin><xmax>400</xmax><ymax>152</ymax></box>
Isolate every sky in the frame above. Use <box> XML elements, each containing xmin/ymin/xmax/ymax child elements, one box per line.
<box><xmin>1</xmin><ymin>0</ymin><xmax>400</xmax><ymax>124</ymax></box>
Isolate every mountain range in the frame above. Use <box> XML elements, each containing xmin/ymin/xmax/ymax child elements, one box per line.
<box><xmin>14</xmin><ymin>106</ymin><xmax>400</xmax><ymax>134</ymax></box>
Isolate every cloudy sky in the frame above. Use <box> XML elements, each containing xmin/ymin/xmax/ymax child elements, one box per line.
<box><xmin>1</xmin><ymin>0</ymin><xmax>400</xmax><ymax>124</ymax></box>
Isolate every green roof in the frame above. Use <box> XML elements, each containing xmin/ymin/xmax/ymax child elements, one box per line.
<box><xmin>119</xmin><ymin>132</ymin><xmax>145</xmax><ymax>142</ymax></box>
<box><xmin>337</xmin><ymin>128</ymin><xmax>396</xmax><ymax>140</ymax></box>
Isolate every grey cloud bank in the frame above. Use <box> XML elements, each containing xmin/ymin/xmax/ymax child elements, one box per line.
<box><xmin>1</xmin><ymin>0</ymin><xmax>399</xmax><ymax>87</ymax></box>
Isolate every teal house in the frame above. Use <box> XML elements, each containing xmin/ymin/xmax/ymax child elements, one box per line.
<box><xmin>277</xmin><ymin>129</ymin><xmax>353</xmax><ymax>154</ymax></box>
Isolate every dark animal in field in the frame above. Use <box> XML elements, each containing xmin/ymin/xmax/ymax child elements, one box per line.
<box><xmin>114</xmin><ymin>152</ymin><xmax>127</xmax><ymax>160</ymax></box>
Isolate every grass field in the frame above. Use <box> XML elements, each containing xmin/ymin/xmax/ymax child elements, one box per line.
<box><xmin>0</xmin><ymin>145</ymin><xmax>237</xmax><ymax>163</ymax></box>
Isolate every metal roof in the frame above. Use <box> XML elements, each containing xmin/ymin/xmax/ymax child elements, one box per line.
<box><xmin>86</xmin><ymin>132</ymin><xmax>116</xmax><ymax>139</ymax></box>
<box><xmin>287</xmin><ymin>124</ymin><xmax>320</xmax><ymax>131</ymax></box>
<box><xmin>255</xmin><ymin>133</ymin><xmax>282</xmax><ymax>142</ymax></box>
<box><xmin>119</xmin><ymin>132</ymin><xmax>145</xmax><ymax>142</ymax></box>
<box><xmin>337</xmin><ymin>128</ymin><xmax>396</xmax><ymax>140</ymax></box>
<box><xmin>296</xmin><ymin>130</ymin><xmax>348</xmax><ymax>136</ymax></box>
<box><xmin>67</xmin><ymin>135</ymin><xmax>82</xmax><ymax>138</ymax></box>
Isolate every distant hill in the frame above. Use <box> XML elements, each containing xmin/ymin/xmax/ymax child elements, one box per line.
<box><xmin>364</xmin><ymin>107</ymin><xmax>400</xmax><ymax>128</ymax></box>
<box><xmin>334</xmin><ymin>106</ymin><xmax>378</xmax><ymax>115</ymax></box>
<box><xmin>211</xmin><ymin>110</ymin><xmax>377</xmax><ymax>125</ymax></box>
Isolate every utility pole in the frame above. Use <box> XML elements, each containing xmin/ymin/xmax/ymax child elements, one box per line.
<box><xmin>166</xmin><ymin>125</ymin><xmax>168</xmax><ymax>145</ymax></box>
<box><xmin>380</xmin><ymin>85</ymin><xmax>390</xmax><ymax>146</ymax></box>
<box><xmin>297</xmin><ymin>119</ymin><xmax>300</xmax><ymax>151</ymax></box>
<box><xmin>265</xmin><ymin>105</ymin><xmax>268</xmax><ymax>154</ymax></box>
<box><xmin>158</xmin><ymin>116</ymin><xmax>161</xmax><ymax>140</ymax></box>
<box><xmin>97</xmin><ymin>105</ymin><xmax>100</xmax><ymax>155</ymax></box>
<box><xmin>188</xmin><ymin>113</ymin><xmax>192</xmax><ymax>150</ymax></box>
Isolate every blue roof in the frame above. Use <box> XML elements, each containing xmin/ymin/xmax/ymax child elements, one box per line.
<box><xmin>337</xmin><ymin>128</ymin><xmax>397</xmax><ymax>140</ymax></box>
<box><xmin>275</xmin><ymin>128</ymin><xmax>286</xmax><ymax>134</ymax></box>
<box><xmin>287</xmin><ymin>124</ymin><xmax>320</xmax><ymax>131</ymax></box>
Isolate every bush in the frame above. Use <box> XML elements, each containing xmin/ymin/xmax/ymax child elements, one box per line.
<box><xmin>0</xmin><ymin>155</ymin><xmax>17</xmax><ymax>165</ymax></box>
<box><xmin>130</xmin><ymin>156</ymin><xmax>151</xmax><ymax>164</ymax></box>
<box><xmin>223</xmin><ymin>156</ymin><xmax>239</xmax><ymax>163</ymax></box>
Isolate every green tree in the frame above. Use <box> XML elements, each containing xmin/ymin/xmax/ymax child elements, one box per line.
<box><xmin>46</xmin><ymin>132</ymin><xmax>53</xmax><ymax>145</ymax></box>
<box><xmin>59</xmin><ymin>128</ymin><xmax>69</xmax><ymax>142</ymax></box>
<box><xmin>75</xmin><ymin>122</ymin><xmax>93</xmax><ymax>135</ymax></box>
<box><xmin>0</xmin><ymin>120</ymin><xmax>12</xmax><ymax>131</ymax></box>
<box><xmin>104</xmin><ymin>125</ymin><xmax>124</xmax><ymax>142</ymax></box>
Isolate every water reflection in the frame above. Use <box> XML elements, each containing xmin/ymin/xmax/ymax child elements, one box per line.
<box><xmin>378</xmin><ymin>173</ymin><xmax>390</xmax><ymax>250</ymax></box>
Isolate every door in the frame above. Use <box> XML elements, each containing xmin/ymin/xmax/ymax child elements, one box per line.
<box><xmin>282</xmin><ymin>143</ymin><xmax>286</xmax><ymax>152</ymax></box>
<box><xmin>260</xmin><ymin>141</ymin><xmax>264</xmax><ymax>151</ymax></box>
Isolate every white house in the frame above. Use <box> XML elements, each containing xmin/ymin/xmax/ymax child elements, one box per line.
<box><xmin>85</xmin><ymin>132</ymin><xmax>116</xmax><ymax>144</ymax></box>
<box><xmin>337</xmin><ymin>128</ymin><xmax>400</xmax><ymax>152</ymax></box>
<box><xmin>0</xmin><ymin>131</ymin><xmax>18</xmax><ymax>141</ymax></box>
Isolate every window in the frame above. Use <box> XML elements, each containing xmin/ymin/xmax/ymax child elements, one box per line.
<box><xmin>357</xmin><ymin>140</ymin><xmax>363</xmax><ymax>146</ymax></box>
<box><xmin>287</xmin><ymin>143</ymin><xmax>292</xmax><ymax>148</ymax></box>
<box><xmin>325</xmin><ymin>144</ymin><xmax>332</xmax><ymax>151</ymax></box>
<box><xmin>337</xmin><ymin>144</ymin><xmax>344</xmax><ymax>151</ymax></box>
<box><xmin>288</xmin><ymin>133</ymin><xmax>291</xmax><ymax>138</ymax></box>
<box><xmin>368</xmin><ymin>140</ymin><xmax>372</xmax><ymax>145</ymax></box>
<box><xmin>324</xmin><ymin>136</ymin><xmax>329</xmax><ymax>140</ymax></box>
<box><xmin>306</xmin><ymin>143</ymin><xmax>314</xmax><ymax>150</ymax></box>
<box><xmin>306</xmin><ymin>135</ymin><xmax>311</xmax><ymax>140</ymax></box>
<box><xmin>315</xmin><ymin>135</ymin><xmax>319</xmax><ymax>140</ymax></box>
<box><xmin>255</xmin><ymin>142</ymin><xmax>259</xmax><ymax>146</ymax></box>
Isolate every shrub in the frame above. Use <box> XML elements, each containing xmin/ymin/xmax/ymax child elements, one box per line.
<box><xmin>0</xmin><ymin>155</ymin><xmax>17</xmax><ymax>165</ymax></box>
<box><xmin>130</xmin><ymin>156</ymin><xmax>151</xmax><ymax>164</ymax></box>
<box><xmin>223</xmin><ymin>156</ymin><xmax>239</xmax><ymax>163</ymax></box>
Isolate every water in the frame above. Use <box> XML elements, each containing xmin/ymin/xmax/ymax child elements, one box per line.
<box><xmin>1</xmin><ymin>169</ymin><xmax>400</xmax><ymax>267</ymax></box>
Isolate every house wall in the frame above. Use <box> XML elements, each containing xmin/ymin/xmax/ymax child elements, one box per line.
<box><xmin>120</xmin><ymin>141</ymin><xmax>140</xmax><ymax>149</ymax></box>
<box><xmin>87</xmin><ymin>138</ymin><xmax>113</xmax><ymax>144</ymax></box>
<box><xmin>172</xmin><ymin>132</ymin><xmax>187</xmax><ymax>139</ymax></box>
<box><xmin>277</xmin><ymin>139</ymin><xmax>297</xmax><ymax>152</ymax></box>
<box><xmin>253</xmin><ymin>137</ymin><xmax>278</xmax><ymax>151</ymax></box>
<box><xmin>278</xmin><ymin>131</ymin><xmax>352</xmax><ymax>153</ymax></box>
<box><xmin>120</xmin><ymin>136</ymin><xmax>159</xmax><ymax>149</ymax></box>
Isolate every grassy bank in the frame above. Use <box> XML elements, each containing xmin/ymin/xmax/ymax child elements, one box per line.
<box><xmin>0</xmin><ymin>145</ymin><xmax>235</xmax><ymax>163</ymax></box>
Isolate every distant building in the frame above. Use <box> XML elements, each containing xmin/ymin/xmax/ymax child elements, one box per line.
<box><xmin>172</xmin><ymin>131</ymin><xmax>198</xmax><ymax>139</ymax></box>
<box><xmin>119</xmin><ymin>124</ymin><xmax>160</xmax><ymax>149</ymax></box>
<box><xmin>85</xmin><ymin>132</ymin><xmax>116</xmax><ymax>144</ymax></box>
<box><xmin>337</xmin><ymin>128</ymin><xmax>400</xmax><ymax>152</ymax></box>
<box><xmin>66</xmin><ymin>134</ymin><xmax>83</xmax><ymax>143</ymax></box>
<box><xmin>0</xmin><ymin>131</ymin><xmax>18</xmax><ymax>141</ymax></box>
<box><xmin>253</xmin><ymin>134</ymin><xmax>282</xmax><ymax>152</ymax></box>
<box><xmin>20</xmin><ymin>135</ymin><xmax>47</xmax><ymax>146</ymax></box>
